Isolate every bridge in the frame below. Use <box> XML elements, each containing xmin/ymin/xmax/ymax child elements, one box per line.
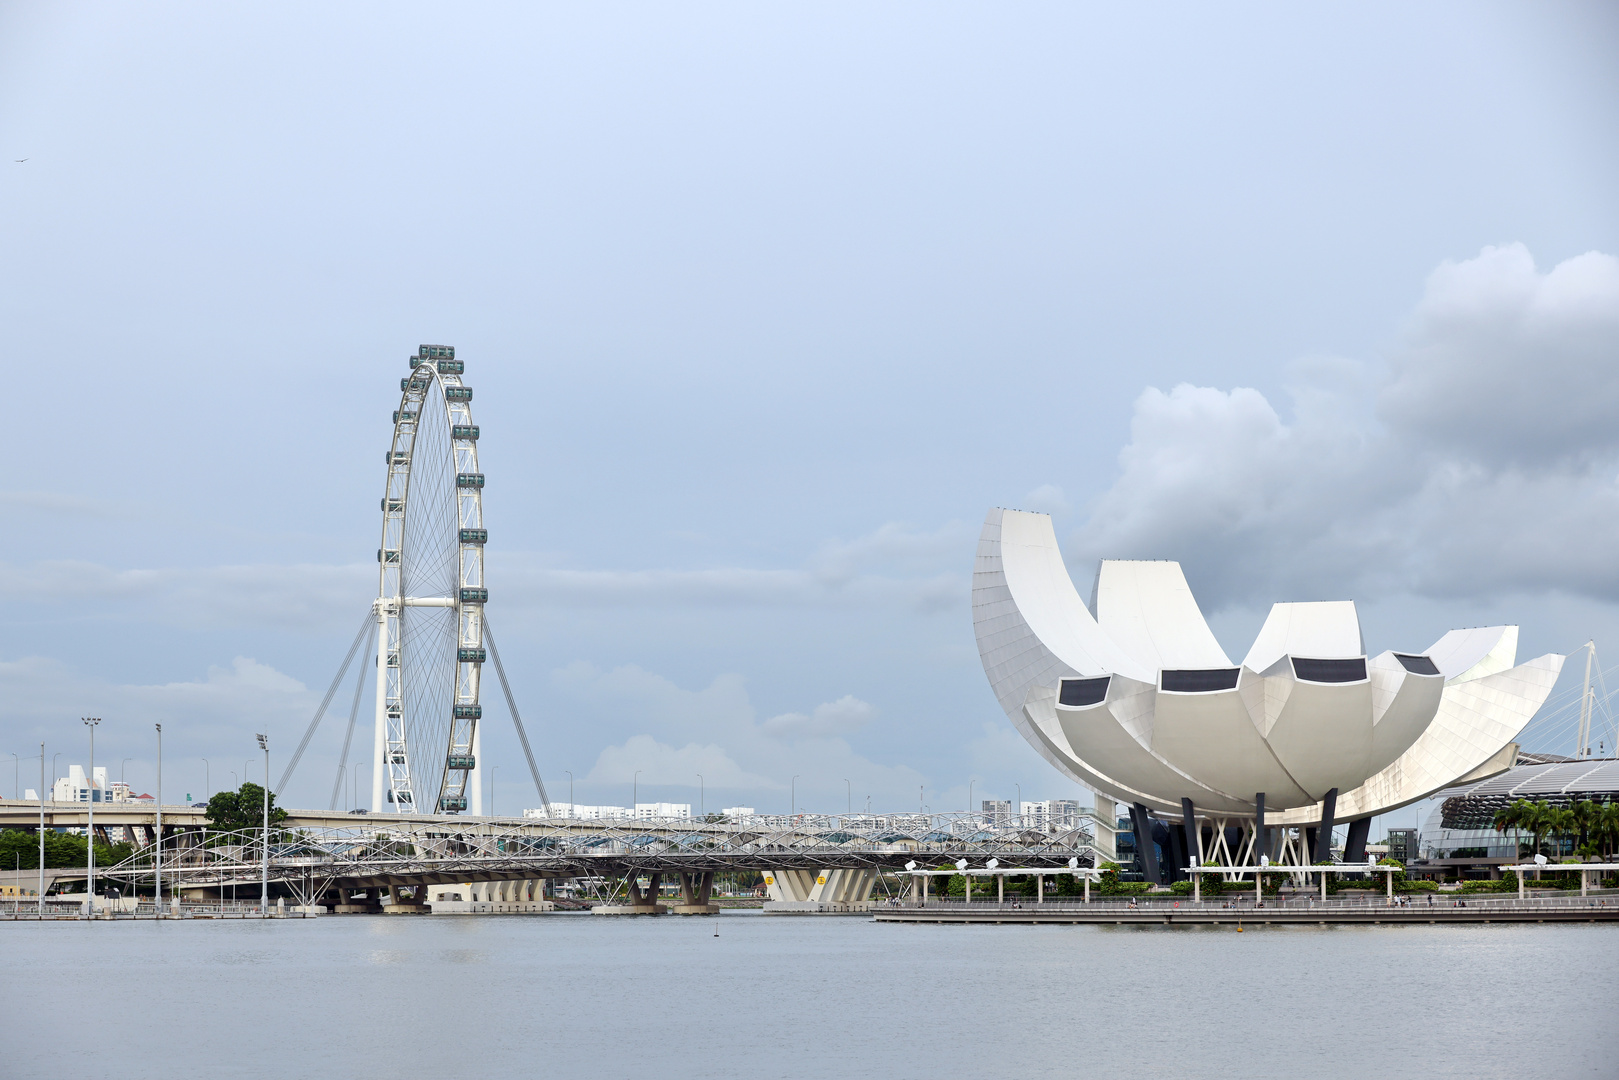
<box><xmin>2</xmin><ymin>799</ymin><xmax>1108</xmax><ymax>914</ymax></box>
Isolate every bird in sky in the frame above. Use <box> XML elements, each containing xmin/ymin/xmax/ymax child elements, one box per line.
<box><xmin>13</xmin><ymin>159</ymin><xmax>26</xmax><ymax>163</ymax></box>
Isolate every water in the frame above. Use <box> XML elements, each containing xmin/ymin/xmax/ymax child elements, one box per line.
<box><xmin>4</xmin><ymin>912</ymin><xmax>1615</xmax><ymax>1078</ymax></box>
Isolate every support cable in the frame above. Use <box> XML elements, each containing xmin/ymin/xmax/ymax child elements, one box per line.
<box><xmin>329</xmin><ymin>619</ymin><xmax>377</xmax><ymax>811</ymax></box>
<box><xmin>277</xmin><ymin>611</ymin><xmax>373</xmax><ymax>793</ymax></box>
<box><xmin>483</xmin><ymin>615</ymin><xmax>551</xmax><ymax>815</ymax></box>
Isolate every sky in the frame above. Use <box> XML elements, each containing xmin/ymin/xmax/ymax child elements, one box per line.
<box><xmin>1</xmin><ymin>2</ymin><xmax>1617</xmax><ymax>831</ymax></box>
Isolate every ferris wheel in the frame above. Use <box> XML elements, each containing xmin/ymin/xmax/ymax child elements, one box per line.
<box><xmin>275</xmin><ymin>344</ymin><xmax>548</xmax><ymax>818</ymax></box>
<box><xmin>372</xmin><ymin>344</ymin><xmax>487</xmax><ymax>814</ymax></box>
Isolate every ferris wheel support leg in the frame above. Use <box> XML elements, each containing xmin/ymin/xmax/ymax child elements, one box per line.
<box><xmin>372</xmin><ymin>599</ymin><xmax>389</xmax><ymax>813</ymax></box>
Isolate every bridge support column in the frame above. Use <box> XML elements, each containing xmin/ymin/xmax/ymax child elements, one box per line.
<box><xmin>382</xmin><ymin>880</ymin><xmax>428</xmax><ymax>914</ymax></box>
<box><xmin>593</xmin><ymin>872</ymin><xmax>666</xmax><ymax>915</ymax></box>
<box><xmin>672</xmin><ymin>871</ymin><xmax>718</xmax><ymax>914</ymax></box>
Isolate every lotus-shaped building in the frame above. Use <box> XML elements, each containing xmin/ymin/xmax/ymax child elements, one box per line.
<box><xmin>973</xmin><ymin>509</ymin><xmax>1564</xmax><ymax>880</ymax></box>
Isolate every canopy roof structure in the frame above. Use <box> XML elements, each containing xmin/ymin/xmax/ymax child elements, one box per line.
<box><xmin>973</xmin><ymin>509</ymin><xmax>1564</xmax><ymax>825</ymax></box>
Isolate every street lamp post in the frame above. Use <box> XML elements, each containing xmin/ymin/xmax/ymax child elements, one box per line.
<box><xmin>1015</xmin><ymin>783</ymin><xmax>1021</xmax><ymax>826</ymax></box>
<box><xmin>565</xmin><ymin>770</ymin><xmax>573</xmax><ymax>814</ymax></box>
<box><xmin>83</xmin><ymin>718</ymin><xmax>100</xmax><ymax>912</ymax></box>
<box><xmin>969</xmin><ymin>779</ymin><xmax>975</xmax><ymax>818</ymax></box>
<box><xmin>791</xmin><ymin>776</ymin><xmax>798</xmax><ymax>818</ymax></box>
<box><xmin>696</xmin><ymin>774</ymin><xmax>703</xmax><ymax>819</ymax></box>
<box><xmin>155</xmin><ymin>724</ymin><xmax>162</xmax><ymax>911</ymax></box>
<box><xmin>633</xmin><ymin>770</ymin><xmax>641</xmax><ymax>815</ymax></box>
<box><xmin>38</xmin><ymin>742</ymin><xmax>45</xmax><ymax>915</ymax></box>
<box><xmin>8</xmin><ymin>751</ymin><xmax>16</xmax><ymax>799</ymax></box>
<box><xmin>255</xmin><ymin>734</ymin><xmax>268</xmax><ymax>913</ymax></box>
<box><xmin>121</xmin><ymin>757</ymin><xmax>132</xmax><ymax>789</ymax></box>
<box><xmin>491</xmin><ymin>766</ymin><xmax>497</xmax><ymax>818</ymax></box>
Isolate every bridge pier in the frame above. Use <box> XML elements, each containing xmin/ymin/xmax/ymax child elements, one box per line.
<box><xmin>382</xmin><ymin>881</ymin><xmax>429</xmax><ymax>915</ymax></box>
<box><xmin>593</xmin><ymin>871</ymin><xmax>666</xmax><ymax>915</ymax></box>
<box><xmin>671</xmin><ymin>871</ymin><xmax>718</xmax><ymax>914</ymax></box>
<box><xmin>762</xmin><ymin>867</ymin><xmax>876</xmax><ymax>913</ymax></box>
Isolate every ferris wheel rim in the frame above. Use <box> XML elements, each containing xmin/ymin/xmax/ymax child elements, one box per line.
<box><xmin>373</xmin><ymin>344</ymin><xmax>487</xmax><ymax>816</ymax></box>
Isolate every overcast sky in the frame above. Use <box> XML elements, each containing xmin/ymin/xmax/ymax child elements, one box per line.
<box><xmin>2</xmin><ymin>3</ymin><xmax>1616</xmax><ymax>826</ymax></box>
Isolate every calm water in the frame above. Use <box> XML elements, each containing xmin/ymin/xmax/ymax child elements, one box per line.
<box><xmin>4</xmin><ymin>912</ymin><xmax>1615</xmax><ymax>1078</ymax></box>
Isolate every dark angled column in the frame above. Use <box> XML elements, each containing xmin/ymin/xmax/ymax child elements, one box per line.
<box><xmin>1343</xmin><ymin>817</ymin><xmax>1371</xmax><ymax>864</ymax></box>
<box><xmin>1164</xmin><ymin>820</ymin><xmax>1186</xmax><ymax>883</ymax></box>
<box><xmin>1314</xmin><ymin>788</ymin><xmax>1339</xmax><ymax>862</ymax></box>
<box><xmin>1253</xmin><ymin>792</ymin><xmax>1266</xmax><ymax>865</ymax></box>
<box><xmin>1130</xmin><ymin>803</ymin><xmax>1163</xmax><ymax>884</ymax></box>
<box><xmin>1181</xmin><ymin>798</ymin><xmax>1199</xmax><ymax>868</ymax></box>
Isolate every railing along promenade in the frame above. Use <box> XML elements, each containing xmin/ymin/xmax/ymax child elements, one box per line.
<box><xmin>874</xmin><ymin>890</ymin><xmax>1619</xmax><ymax>924</ymax></box>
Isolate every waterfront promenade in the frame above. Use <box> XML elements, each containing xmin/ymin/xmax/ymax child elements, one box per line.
<box><xmin>874</xmin><ymin>892</ymin><xmax>1619</xmax><ymax>925</ymax></box>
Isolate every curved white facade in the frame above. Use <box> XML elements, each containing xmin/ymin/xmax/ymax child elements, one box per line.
<box><xmin>973</xmin><ymin>508</ymin><xmax>1564</xmax><ymax>823</ymax></box>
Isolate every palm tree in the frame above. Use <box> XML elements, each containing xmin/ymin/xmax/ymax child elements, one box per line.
<box><xmin>1524</xmin><ymin>801</ymin><xmax>1558</xmax><ymax>862</ymax></box>
<box><xmin>1493</xmin><ymin>801</ymin><xmax>1528</xmax><ymax>856</ymax></box>
<box><xmin>1594</xmin><ymin>801</ymin><xmax>1619</xmax><ymax>862</ymax></box>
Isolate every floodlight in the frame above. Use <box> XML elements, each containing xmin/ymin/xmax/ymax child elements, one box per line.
<box><xmin>1534</xmin><ymin>854</ymin><xmax>1548</xmax><ymax>866</ymax></box>
<box><xmin>1260</xmin><ymin>855</ymin><xmax>1269</xmax><ymax>867</ymax></box>
<box><xmin>954</xmin><ymin>858</ymin><xmax>968</xmax><ymax>871</ymax></box>
<box><xmin>986</xmin><ymin>858</ymin><xmax>999</xmax><ymax>870</ymax></box>
<box><xmin>904</xmin><ymin>860</ymin><xmax>917</xmax><ymax>872</ymax></box>
<box><xmin>1067</xmin><ymin>857</ymin><xmax>1078</xmax><ymax>869</ymax></box>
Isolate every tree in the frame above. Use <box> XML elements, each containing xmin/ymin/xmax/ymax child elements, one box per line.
<box><xmin>0</xmin><ymin>828</ymin><xmax>133</xmax><ymax>871</ymax></box>
<box><xmin>205</xmin><ymin>782</ymin><xmax>288</xmax><ymax>836</ymax></box>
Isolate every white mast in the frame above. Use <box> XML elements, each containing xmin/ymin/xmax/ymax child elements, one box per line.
<box><xmin>1577</xmin><ymin>641</ymin><xmax>1595</xmax><ymax>760</ymax></box>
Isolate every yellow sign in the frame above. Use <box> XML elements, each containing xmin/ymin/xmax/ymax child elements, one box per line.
<box><xmin>816</xmin><ymin>875</ymin><xmax>827</xmax><ymax>885</ymax></box>
<box><xmin>764</xmin><ymin>875</ymin><xmax>774</xmax><ymax>885</ymax></box>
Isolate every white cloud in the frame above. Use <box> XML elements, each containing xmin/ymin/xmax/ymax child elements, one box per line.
<box><xmin>585</xmin><ymin>734</ymin><xmax>776</xmax><ymax>788</ymax></box>
<box><xmin>1070</xmin><ymin>244</ymin><xmax>1619</xmax><ymax>609</ymax></box>
<box><xmin>552</xmin><ymin>662</ymin><xmax>924</xmax><ymax>805</ymax></box>
<box><xmin>760</xmin><ymin>694</ymin><xmax>875</xmax><ymax>740</ymax></box>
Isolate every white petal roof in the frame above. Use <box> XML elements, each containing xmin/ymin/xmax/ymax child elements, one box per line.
<box><xmin>973</xmin><ymin>507</ymin><xmax>1565</xmax><ymax>820</ymax></box>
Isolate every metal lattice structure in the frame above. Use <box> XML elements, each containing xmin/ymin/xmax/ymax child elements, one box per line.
<box><xmin>375</xmin><ymin>344</ymin><xmax>486</xmax><ymax>815</ymax></box>
<box><xmin>100</xmin><ymin>814</ymin><xmax>1105</xmax><ymax>907</ymax></box>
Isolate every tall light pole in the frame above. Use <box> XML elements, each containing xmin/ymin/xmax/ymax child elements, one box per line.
<box><xmin>38</xmin><ymin>742</ymin><xmax>45</xmax><ymax>915</ymax></box>
<box><xmin>51</xmin><ymin>753</ymin><xmax>62</xmax><ymax>797</ymax></box>
<box><xmin>791</xmin><ymin>775</ymin><xmax>799</xmax><ymax>818</ymax></box>
<box><xmin>83</xmin><ymin>718</ymin><xmax>100</xmax><ymax>910</ymax></box>
<box><xmin>121</xmin><ymin>757</ymin><xmax>132</xmax><ymax>789</ymax></box>
<box><xmin>8</xmin><ymin>751</ymin><xmax>16</xmax><ymax>799</ymax></box>
<box><xmin>844</xmin><ymin>778</ymin><xmax>850</xmax><ymax>815</ymax></box>
<box><xmin>491</xmin><ymin>766</ymin><xmax>497</xmax><ymax>818</ymax></box>
<box><xmin>969</xmin><ymin>779</ymin><xmax>975</xmax><ymax>818</ymax></box>
<box><xmin>1015</xmin><ymin>783</ymin><xmax>1022</xmax><ymax>826</ymax></box>
<box><xmin>154</xmin><ymin>724</ymin><xmax>162</xmax><ymax>910</ymax></box>
<box><xmin>697</xmin><ymin>774</ymin><xmax>703</xmax><ymax>819</ymax></box>
<box><xmin>633</xmin><ymin>770</ymin><xmax>641</xmax><ymax>814</ymax></box>
<box><xmin>565</xmin><ymin>770</ymin><xmax>573</xmax><ymax>813</ymax></box>
<box><xmin>255</xmin><ymin>734</ymin><xmax>268</xmax><ymax>912</ymax></box>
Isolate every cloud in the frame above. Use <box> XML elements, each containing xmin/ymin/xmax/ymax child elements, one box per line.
<box><xmin>760</xmin><ymin>694</ymin><xmax>875</xmax><ymax>740</ymax></box>
<box><xmin>1070</xmin><ymin>244</ymin><xmax>1619</xmax><ymax>609</ymax></box>
<box><xmin>585</xmin><ymin>734</ymin><xmax>776</xmax><ymax>788</ymax></box>
<box><xmin>0</xmin><ymin>559</ymin><xmax>372</xmax><ymax>631</ymax></box>
<box><xmin>1381</xmin><ymin>244</ymin><xmax>1619</xmax><ymax>467</ymax></box>
<box><xmin>552</xmin><ymin>662</ymin><xmax>924</xmax><ymax>805</ymax></box>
